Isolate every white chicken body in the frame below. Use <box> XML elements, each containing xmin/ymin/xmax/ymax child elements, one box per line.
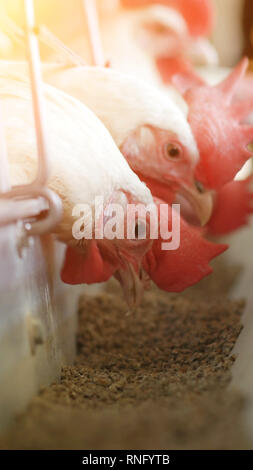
<box><xmin>42</xmin><ymin>64</ymin><xmax>197</xmax><ymax>161</ymax></box>
<box><xmin>0</xmin><ymin>61</ymin><xmax>197</xmax><ymax>161</ymax></box>
<box><xmin>59</xmin><ymin>4</ymin><xmax>188</xmax><ymax>87</ymax></box>
<box><xmin>0</xmin><ymin>71</ymin><xmax>153</xmax><ymax>241</ymax></box>
<box><xmin>100</xmin><ymin>5</ymin><xmax>186</xmax><ymax>83</ymax></box>
<box><xmin>66</xmin><ymin>3</ymin><xmax>217</xmax><ymax>83</ymax></box>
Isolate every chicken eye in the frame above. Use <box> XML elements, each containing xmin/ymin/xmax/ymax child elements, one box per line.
<box><xmin>195</xmin><ymin>180</ymin><xmax>205</xmax><ymax>194</ymax></box>
<box><xmin>145</xmin><ymin>21</ymin><xmax>167</xmax><ymax>35</ymax></box>
<box><xmin>153</xmin><ymin>23</ymin><xmax>167</xmax><ymax>34</ymax></box>
<box><xmin>165</xmin><ymin>143</ymin><xmax>181</xmax><ymax>159</ymax></box>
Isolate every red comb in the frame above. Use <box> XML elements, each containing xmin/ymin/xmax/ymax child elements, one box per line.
<box><xmin>61</xmin><ymin>241</ymin><xmax>117</xmax><ymax>285</ymax></box>
<box><xmin>174</xmin><ymin>58</ymin><xmax>253</xmax><ymax>189</ymax></box>
<box><xmin>171</xmin><ymin>0</ymin><xmax>214</xmax><ymax>37</ymax></box>
<box><xmin>143</xmin><ymin>200</ymin><xmax>228</xmax><ymax>292</ymax></box>
<box><xmin>217</xmin><ymin>58</ymin><xmax>250</xmax><ymax>101</ymax></box>
<box><xmin>121</xmin><ymin>0</ymin><xmax>214</xmax><ymax>36</ymax></box>
<box><xmin>207</xmin><ymin>177</ymin><xmax>253</xmax><ymax>236</ymax></box>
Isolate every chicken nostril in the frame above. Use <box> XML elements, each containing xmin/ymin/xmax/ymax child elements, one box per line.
<box><xmin>195</xmin><ymin>180</ymin><xmax>205</xmax><ymax>194</ymax></box>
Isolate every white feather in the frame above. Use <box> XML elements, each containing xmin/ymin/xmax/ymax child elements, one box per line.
<box><xmin>43</xmin><ymin>64</ymin><xmax>199</xmax><ymax>163</ymax></box>
<box><xmin>0</xmin><ymin>60</ymin><xmax>199</xmax><ymax>164</ymax></box>
<box><xmin>0</xmin><ymin>71</ymin><xmax>153</xmax><ymax>241</ymax></box>
<box><xmin>0</xmin><ymin>61</ymin><xmax>199</xmax><ymax>163</ymax></box>
<box><xmin>54</xmin><ymin>5</ymin><xmax>188</xmax><ymax>86</ymax></box>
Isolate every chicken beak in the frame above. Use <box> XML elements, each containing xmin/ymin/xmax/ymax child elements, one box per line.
<box><xmin>191</xmin><ymin>189</ymin><xmax>213</xmax><ymax>226</ymax></box>
<box><xmin>176</xmin><ymin>184</ymin><xmax>214</xmax><ymax>227</ymax></box>
<box><xmin>114</xmin><ymin>262</ymin><xmax>144</xmax><ymax>313</ymax></box>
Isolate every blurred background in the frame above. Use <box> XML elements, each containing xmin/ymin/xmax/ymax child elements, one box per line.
<box><xmin>0</xmin><ymin>0</ymin><xmax>253</xmax><ymax>67</ymax></box>
<box><xmin>212</xmin><ymin>0</ymin><xmax>253</xmax><ymax>66</ymax></box>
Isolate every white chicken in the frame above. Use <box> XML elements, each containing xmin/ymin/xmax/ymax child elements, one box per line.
<box><xmin>47</xmin><ymin>3</ymin><xmax>217</xmax><ymax>86</ymax></box>
<box><xmin>0</xmin><ymin>1</ymin><xmax>217</xmax><ymax>79</ymax></box>
<box><xmin>0</xmin><ymin>70</ymin><xmax>154</xmax><ymax>308</ymax></box>
<box><xmin>43</xmin><ymin>64</ymin><xmax>191</xmax><ymax>146</ymax></box>
<box><xmin>0</xmin><ymin>59</ymin><xmax>213</xmax><ymax>228</ymax></box>
<box><xmin>91</xmin><ymin>4</ymin><xmax>187</xmax><ymax>84</ymax></box>
<box><xmin>39</xmin><ymin>63</ymin><xmax>213</xmax><ymax>225</ymax></box>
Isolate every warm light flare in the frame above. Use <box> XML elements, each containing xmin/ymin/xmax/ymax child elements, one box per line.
<box><xmin>0</xmin><ymin>0</ymin><xmax>25</xmax><ymax>25</ymax></box>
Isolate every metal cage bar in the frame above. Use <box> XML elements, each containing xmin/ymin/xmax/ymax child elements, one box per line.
<box><xmin>0</xmin><ymin>8</ymin><xmax>26</xmax><ymax>50</ymax></box>
<box><xmin>0</xmin><ymin>1</ymin><xmax>105</xmax><ymax>69</ymax></box>
<box><xmin>0</xmin><ymin>0</ymin><xmax>106</xmax><ymax>234</ymax></box>
<box><xmin>82</xmin><ymin>0</ymin><xmax>105</xmax><ymax>66</ymax></box>
<box><xmin>39</xmin><ymin>25</ymin><xmax>86</xmax><ymax>66</ymax></box>
<box><xmin>0</xmin><ymin>0</ymin><xmax>62</xmax><ymax>236</ymax></box>
<box><xmin>0</xmin><ymin>11</ymin><xmax>86</xmax><ymax>67</ymax></box>
<box><xmin>24</xmin><ymin>0</ymin><xmax>50</xmax><ymax>187</ymax></box>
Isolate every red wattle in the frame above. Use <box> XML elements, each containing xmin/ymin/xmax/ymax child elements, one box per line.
<box><xmin>207</xmin><ymin>178</ymin><xmax>253</xmax><ymax>236</ymax></box>
<box><xmin>61</xmin><ymin>241</ymin><xmax>117</xmax><ymax>285</ymax></box>
<box><xmin>143</xmin><ymin>199</ymin><xmax>228</xmax><ymax>292</ymax></box>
